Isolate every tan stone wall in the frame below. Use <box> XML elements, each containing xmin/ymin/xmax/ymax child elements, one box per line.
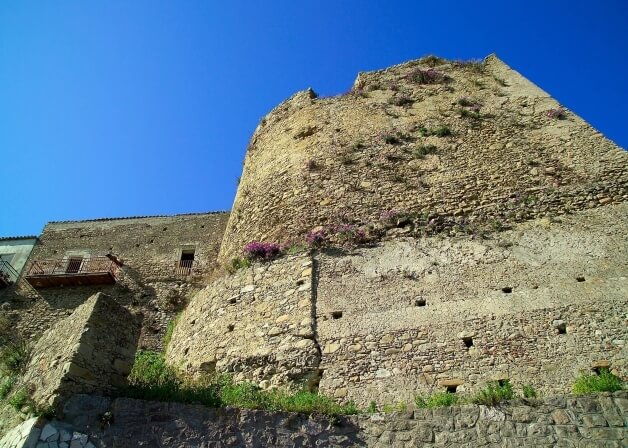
<box><xmin>3</xmin><ymin>212</ymin><xmax>228</xmax><ymax>350</ymax></box>
<box><xmin>315</xmin><ymin>204</ymin><xmax>628</xmax><ymax>405</ymax></box>
<box><xmin>171</xmin><ymin>204</ymin><xmax>627</xmax><ymax>406</ymax></box>
<box><xmin>218</xmin><ymin>55</ymin><xmax>628</xmax><ymax>263</ymax></box>
<box><xmin>20</xmin><ymin>292</ymin><xmax>140</xmax><ymax>410</ymax></box>
<box><xmin>166</xmin><ymin>253</ymin><xmax>321</xmax><ymax>390</ymax></box>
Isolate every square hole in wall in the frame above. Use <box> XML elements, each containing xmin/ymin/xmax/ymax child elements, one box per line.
<box><xmin>462</xmin><ymin>337</ymin><xmax>474</xmax><ymax>348</ymax></box>
<box><xmin>331</xmin><ymin>311</ymin><xmax>343</xmax><ymax>319</ymax></box>
<box><xmin>415</xmin><ymin>298</ymin><xmax>426</xmax><ymax>307</ymax></box>
<box><xmin>502</xmin><ymin>287</ymin><xmax>513</xmax><ymax>294</ymax></box>
<box><xmin>576</xmin><ymin>276</ymin><xmax>585</xmax><ymax>282</ymax></box>
<box><xmin>445</xmin><ymin>385</ymin><xmax>458</xmax><ymax>393</ymax></box>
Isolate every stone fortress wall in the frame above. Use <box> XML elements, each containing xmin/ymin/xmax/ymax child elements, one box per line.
<box><xmin>168</xmin><ymin>204</ymin><xmax>628</xmax><ymax>406</ymax></box>
<box><xmin>0</xmin><ymin>54</ymin><xmax>627</xmax><ymax>446</ymax></box>
<box><xmin>0</xmin><ymin>212</ymin><xmax>229</xmax><ymax>350</ymax></box>
<box><xmin>218</xmin><ymin>55</ymin><xmax>628</xmax><ymax>263</ymax></box>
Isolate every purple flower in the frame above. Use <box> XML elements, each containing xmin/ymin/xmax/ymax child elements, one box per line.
<box><xmin>305</xmin><ymin>229</ymin><xmax>328</xmax><ymax>248</ymax></box>
<box><xmin>405</xmin><ymin>68</ymin><xmax>446</xmax><ymax>84</ymax></box>
<box><xmin>243</xmin><ymin>241</ymin><xmax>283</xmax><ymax>261</ymax></box>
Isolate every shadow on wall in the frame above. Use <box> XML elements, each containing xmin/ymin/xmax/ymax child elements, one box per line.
<box><xmin>60</xmin><ymin>395</ymin><xmax>368</xmax><ymax>447</ymax></box>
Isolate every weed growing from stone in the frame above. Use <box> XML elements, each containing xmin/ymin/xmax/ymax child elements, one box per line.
<box><xmin>366</xmin><ymin>400</ymin><xmax>378</xmax><ymax>414</ymax></box>
<box><xmin>8</xmin><ymin>387</ymin><xmax>28</xmax><ymax>409</ymax></box>
<box><xmin>227</xmin><ymin>257</ymin><xmax>251</xmax><ymax>274</ymax></box>
<box><xmin>470</xmin><ymin>380</ymin><xmax>515</xmax><ymax>406</ymax></box>
<box><xmin>382</xmin><ymin>401</ymin><xmax>407</xmax><ymax>413</ymax></box>
<box><xmin>163</xmin><ymin>314</ymin><xmax>181</xmax><ymax>350</ymax></box>
<box><xmin>283</xmin><ymin>243</ymin><xmax>309</xmax><ymax>255</ymax></box>
<box><xmin>405</xmin><ymin>68</ymin><xmax>447</xmax><ymax>84</ymax></box>
<box><xmin>572</xmin><ymin>369</ymin><xmax>623</xmax><ymax>395</ymax></box>
<box><xmin>418</xmin><ymin>126</ymin><xmax>451</xmax><ymax>137</ymax></box>
<box><xmin>415</xmin><ymin>391</ymin><xmax>458</xmax><ymax>409</ymax></box>
<box><xmin>0</xmin><ymin>374</ymin><xmax>16</xmax><ymax>399</ymax></box>
<box><xmin>388</xmin><ymin>95</ymin><xmax>414</xmax><ymax>107</ymax></box>
<box><xmin>522</xmin><ymin>384</ymin><xmax>537</xmax><ymax>399</ymax></box>
<box><xmin>413</xmin><ymin>145</ymin><xmax>437</xmax><ymax>159</ymax></box>
<box><xmin>0</xmin><ymin>340</ymin><xmax>30</xmax><ymax>375</ymax></box>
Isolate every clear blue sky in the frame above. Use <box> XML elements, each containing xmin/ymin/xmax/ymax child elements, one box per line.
<box><xmin>1</xmin><ymin>1</ymin><xmax>626</xmax><ymax>236</ymax></box>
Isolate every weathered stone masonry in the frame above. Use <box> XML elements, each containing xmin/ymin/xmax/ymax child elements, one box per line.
<box><xmin>19</xmin><ymin>292</ymin><xmax>140</xmax><ymax>411</ymax></box>
<box><xmin>2</xmin><ymin>392</ymin><xmax>627</xmax><ymax>447</ymax></box>
<box><xmin>218</xmin><ymin>55</ymin><xmax>628</xmax><ymax>263</ymax></box>
<box><xmin>167</xmin><ymin>253</ymin><xmax>322</xmax><ymax>390</ymax></box>
<box><xmin>170</xmin><ymin>204</ymin><xmax>627</xmax><ymax>407</ymax></box>
<box><xmin>1</xmin><ymin>212</ymin><xmax>228</xmax><ymax>350</ymax></box>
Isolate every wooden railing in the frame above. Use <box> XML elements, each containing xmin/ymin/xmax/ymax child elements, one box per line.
<box><xmin>174</xmin><ymin>259</ymin><xmax>194</xmax><ymax>276</ymax></box>
<box><xmin>26</xmin><ymin>256</ymin><xmax>120</xmax><ymax>279</ymax></box>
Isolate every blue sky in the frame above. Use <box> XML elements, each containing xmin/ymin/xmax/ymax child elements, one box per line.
<box><xmin>1</xmin><ymin>1</ymin><xmax>626</xmax><ymax>236</ymax></box>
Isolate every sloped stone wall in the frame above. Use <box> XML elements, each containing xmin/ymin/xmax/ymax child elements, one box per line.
<box><xmin>218</xmin><ymin>54</ymin><xmax>628</xmax><ymax>263</ymax></box>
<box><xmin>166</xmin><ymin>253</ymin><xmax>321</xmax><ymax>390</ymax></box>
<box><xmin>20</xmin><ymin>292</ymin><xmax>140</xmax><ymax>410</ymax></box>
<box><xmin>2</xmin><ymin>393</ymin><xmax>626</xmax><ymax>447</ymax></box>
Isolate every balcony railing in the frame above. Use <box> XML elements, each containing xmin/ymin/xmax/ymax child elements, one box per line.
<box><xmin>174</xmin><ymin>259</ymin><xmax>194</xmax><ymax>276</ymax></box>
<box><xmin>25</xmin><ymin>256</ymin><xmax>121</xmax><ymax>288</ymax></box>
<box><xmin>0</xmin><ymin>260</ymin><xmax>17</xmax><ymax>287</ymax></box>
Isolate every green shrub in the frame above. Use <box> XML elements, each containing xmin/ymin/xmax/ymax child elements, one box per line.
<box><xmin>128</xmin><ymin>351</ymin><xmax>180</xmax><ymax>390</ymax></box>
<box><xmin>572</xmin><ymin>369</ymin><xmax>624</xmax><ymax>395</ymax></box>
<box><xmin>0</xmin><ymin>341</ymin><xmax>31</xmax><ymax>374</ymax></box>
<box><xmin>8</xmin><ymin>387</ymin><xmax>29</xmax><ymax>410</ymax></box>
<box><xmin>471</xmin><ymin>380</ymin><xmax>515</xmax><ymax>406</ymax></box>
<box><xmin>227</xmin><ymin>257</ymin><xmax>251</xmax><ymax>274</ymax></box>
<box><xmin>419</xmin><ymin>126</ymin><xmax>451</xmax><ymax>137</ymax></box>
<box><xmin>414</xmin><ymin>145</ymin><xmax>437</xmax><ymax>159</ymax></box>
<box><xmin>0</xmin><ymin>374</ymin><xmax>16</xmax><ymax>399</ymax></box>
<box><xmin>522</xmin><ymin>384</ymin><xmax>537</xmax><ymax>399</ymax></box>
<box><xmin>433</xmin><ymin>126</ymin><xmax>452</xmax><ymax>137</ymax></box>
<box><xmin>415</xmin><ymin>391</ymin><xmax>458</xmax><ymax>408</ymax></box>
<box><xmin>366</xmin><ymin>400</ymin><xmax>378</xmax><ymax>414</ymax></box>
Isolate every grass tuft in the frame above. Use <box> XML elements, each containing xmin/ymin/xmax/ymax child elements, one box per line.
<box><xmin>125</xmin><ymin>351</ymin><xmax>357</xmax><ymax>416</ymax></box>
<box><xmin>415</xmin><ymin>391</ymin><xmax>458</xmax><ymax>408</ymax></box>
<box><xmin>470</xmin><ymin>380</ymin><xmax>515</xmax><ymax>406</ymax></box>
<box><xmin>572</xmin><ymin>369</ymin><xmax>623</xmax><ymax>395</ymax></box>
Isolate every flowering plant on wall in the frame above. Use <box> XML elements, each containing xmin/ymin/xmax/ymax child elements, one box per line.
<box><xmin>243</xmin><ymin>242</ymin><xmax>283</xmax><ymax>261</ymax></box>
<box><xmin>305</xmin><ymin>229</ymin><xmax>328</xmax><ymax>249</ymax></box>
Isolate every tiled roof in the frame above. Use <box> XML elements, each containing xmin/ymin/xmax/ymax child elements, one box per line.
<box><xmin>48</xmin><ymin>210</ymin><xmax>229</xmax><ymax>224</ymax></box>
<box><xmin>0</xmin><ymin>235</ymin><xmax>38</xmax><ymax>242</ymax></box>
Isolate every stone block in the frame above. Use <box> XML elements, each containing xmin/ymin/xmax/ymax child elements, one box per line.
<box><xmin>19</xmin><ymin>293</ymin><xmax>140</xmax><ymax>411</ymax></box>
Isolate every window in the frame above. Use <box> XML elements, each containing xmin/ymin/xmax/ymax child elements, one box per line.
<box><xmin>66</xmin><ymin>256</ymin><xmax>83</xmax><ymax>274</ymax></box>
<box><xmin>176</xmin><ymin>248</ymin><xmax>195</xmax><ymax>275</ymax></box>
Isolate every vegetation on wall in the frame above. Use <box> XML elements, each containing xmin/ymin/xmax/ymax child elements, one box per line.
<box><xmin>126</xmin><ymin>351</ymin><xmax>359</xmax><ymax>417</ymax></box>
<box><xmin>572</xmin><ymin>369</ymin><xmax>624</xmax><ymax>395</ymax></box>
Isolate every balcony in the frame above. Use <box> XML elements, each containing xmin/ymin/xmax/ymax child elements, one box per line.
<box><xmin>25</xmin><ymin>256</ymin><xmax>121</xmax><ymax>288</ymax></box>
